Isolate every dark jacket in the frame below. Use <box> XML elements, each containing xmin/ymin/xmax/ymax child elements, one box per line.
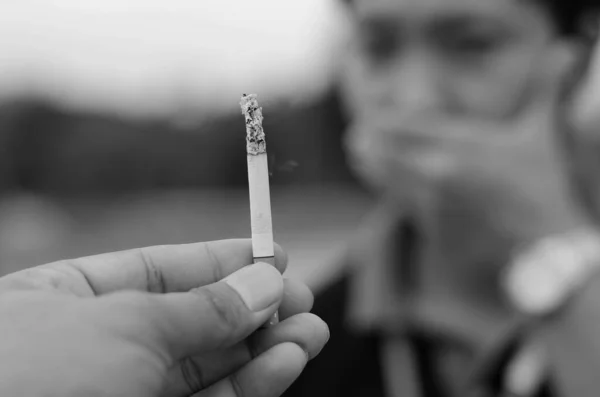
<box><xmin>285</xmin><ymin>272</ymin><xmax>557</xmax><ymax>397</ymax></box>
<box><xmin>283</xmin><ymin>207</ymin><xmax>563</xmax><ymax>397</ymax></box>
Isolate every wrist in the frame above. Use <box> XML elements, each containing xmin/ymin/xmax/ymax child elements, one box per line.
<box><xmin>502</xmin><ymin>227</ymin><xmax>600</xmax><ymax>317</ymax></box>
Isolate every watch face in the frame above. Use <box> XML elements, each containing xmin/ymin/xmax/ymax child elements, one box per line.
<box><xmin>503</xmin><ymin>231</ymin><xmax>600</xmax><ymax>315</ymax></box>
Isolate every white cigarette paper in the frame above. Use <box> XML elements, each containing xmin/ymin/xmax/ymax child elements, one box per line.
<box><xmin>240</xmin><ymin>93</ymin><xmax>278</xmax><ymax>326</ymax></box>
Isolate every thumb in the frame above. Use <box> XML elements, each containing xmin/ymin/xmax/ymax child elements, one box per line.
<box><xmin>123</xmin><ymin>262</ymin><xmax>284</xmax><ymax>361</ymax></box>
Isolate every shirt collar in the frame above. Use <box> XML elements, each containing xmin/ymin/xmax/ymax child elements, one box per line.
<box><xmin>345</xmin><ymin>204</ymin><xmax>523</xmax><ymax>350</ymax></box>
<box><xmin>345</xmin><ymin>204</ymin><xmax>409</xmax><ymax>333</ymax></box>
<box><xmin>344</xmin><ymin>204</ymin><xmax>546</xmax><ymax>397</ymax></box>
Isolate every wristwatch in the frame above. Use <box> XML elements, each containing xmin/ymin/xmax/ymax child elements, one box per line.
<box><xmin>502</xmin><ymin>229</ymin><xmax>600</xmax><ymax>316</ymax></box>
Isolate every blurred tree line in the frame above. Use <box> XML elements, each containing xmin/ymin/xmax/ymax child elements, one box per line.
<box><xmin>0</xmin><ymin>89</ymin><xmax>358</xmax><ymax>196</ymax></box>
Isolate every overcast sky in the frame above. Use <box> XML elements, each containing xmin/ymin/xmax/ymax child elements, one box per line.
<box><xmin>0</xmin><ymin>0</ymin><xmax>348</xmax><ymax>118</ymax></box>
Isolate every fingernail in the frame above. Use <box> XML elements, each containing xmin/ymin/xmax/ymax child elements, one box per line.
<box><xmin>224</xmin><ymin>263</ymin><xmax>283</xmax><ymax>312</ymax></box>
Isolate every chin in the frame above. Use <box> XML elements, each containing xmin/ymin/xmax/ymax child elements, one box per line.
<box><xmin>378</xmin><ymin>171</ymin><xmax>442</xmax><ymax>214</ymax></box>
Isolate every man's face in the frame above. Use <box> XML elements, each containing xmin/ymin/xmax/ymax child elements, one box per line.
<box><xmin>342</xmin><ymin>0</ymin><xmax>578</xmax><ymax>210</ymax></box>
<box><xmin>342</xmin><ymin>0</ymin><xmax>558</xmax><ymax>121</ymax></box>
<box><xmin>343</xmin><ymin>0</ymin><xmax>585</xmax><ymax>277</ymax></box>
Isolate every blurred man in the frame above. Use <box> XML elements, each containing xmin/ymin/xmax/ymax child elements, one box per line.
<box><xmin>285</xmin><ymin>0</ymin><xmax>600</xmax><ymax>396</ymax></box>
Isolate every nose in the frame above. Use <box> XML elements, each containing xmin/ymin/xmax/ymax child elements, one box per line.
<box><xmin>380</xmin><ymin>54</ymin><xmax>445</xmax><ymax>116</ymax></box>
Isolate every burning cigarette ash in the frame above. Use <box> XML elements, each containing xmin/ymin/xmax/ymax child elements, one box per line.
<box><xmin>240</xmin><ymin>93</ymin><xmax>267</xmax><ymax>155</ymax></box>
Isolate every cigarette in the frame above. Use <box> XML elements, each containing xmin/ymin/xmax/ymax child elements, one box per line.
<box><xmin>240</xmin><ymin>93</ymin><xmax>279</xmax><ymax>327</ymax></box>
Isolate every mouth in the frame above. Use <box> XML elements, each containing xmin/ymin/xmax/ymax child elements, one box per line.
<box><xmin>379</xmin><ymin>141</ymin><xmax>458</xmax><ymax>182</ymax></box>
<box><xmin>347</xmin><ymin>119</ymin><xmax>464</xmax><ymax>188</ymax></box>
<box><xmin>405</xmin><ymin>148</ymin><xmax>456</xmax><ymax>174</ymax></box>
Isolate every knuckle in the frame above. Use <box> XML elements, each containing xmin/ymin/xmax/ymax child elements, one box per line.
<box><xmin>136</xmin><ymin>248</ymin><xmax>168</xmax><ymax>294</ymax></box>
<box><xmin>230</xmin><ymin>371</ymin><xmax>246</xmax><ymax>397</ymax></box>
<box><xmin>201</xmin><ymin>242</ymin><xmax>224</xmax><ymax>281</ymax></box>
<box><xmin>193</xmin><ymin>287</ymin><xmax>244</xmax><ymax>340</ymax></box>
<box><xmin>180</xmin><ymin>356</ymin><xmax>205</xmax><ymax>394</ymax></box>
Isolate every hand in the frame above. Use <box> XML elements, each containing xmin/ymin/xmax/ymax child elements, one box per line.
<box><xmin>0</xmin><ymin>239</ymin><xmax>329</xmax><ymax>397</ymax></box>
<box><xmin>344</xmin><ymin>58</ymin><xmax>582</xmax><ymax>245</ymax></box>
<box><xmin>343</xmin><ymin>36</ymin><xmax>577</xmax><ymax>218</ymax></box>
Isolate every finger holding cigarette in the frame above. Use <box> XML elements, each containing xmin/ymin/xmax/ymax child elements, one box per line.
<box><xmin>241</xmin><ymin>93</ymin><xmax>279</xmax><ymax>327</ymax></box>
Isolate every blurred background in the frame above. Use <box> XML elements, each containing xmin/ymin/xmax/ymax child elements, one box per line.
<box><xmin>0</xmin><ymin>0</ymin><xmax>599</xmax><ymax>289</ymax></box>
<box><xmin>0</xmin><ymin>0</ymin><xmax>372</xmax><ymax>288</ymax></box>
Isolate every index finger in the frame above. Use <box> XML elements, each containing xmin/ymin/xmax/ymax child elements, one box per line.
<box><xmin>39</xmin><ymin>239</ymin><xmax>287</xmax><ymax>296</ymax></box>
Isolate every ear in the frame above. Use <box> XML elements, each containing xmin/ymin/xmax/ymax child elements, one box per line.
<box><xmin>570</xmin><ymin>39</ymin><xmax>600</xmax><ymax>132</ymax></box>
<box><xmin>559</xmin><ymin>39</ymin><xmax>600</xmax><ymax>223</ymax></box>
<box><xmin>519</xmin><ymin>40</ymin><xmax>585</xmax><ymax>125</ymax></box>
<box><xmin>539</xmin><ymin>40</ymin><xmax>586</xmax><ymax>102</ymax></box>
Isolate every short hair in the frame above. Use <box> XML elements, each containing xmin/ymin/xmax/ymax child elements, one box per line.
<box><xmin>543</xmin><ymin>0</ymin><xmax>599</xmax><ymax>39</ymax></box>
<box><xmin>342</xmin><ymin>0</ymin><xmax>599</xmax><ymax>40</ymax></box>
